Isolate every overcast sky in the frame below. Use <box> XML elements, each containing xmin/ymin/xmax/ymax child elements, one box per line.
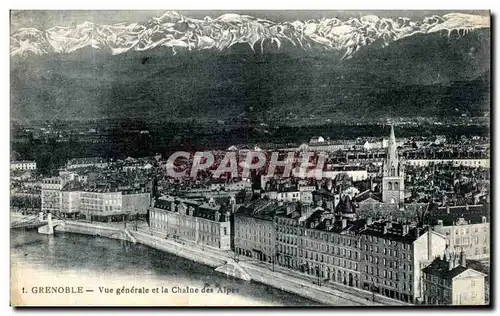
<box><xmin>10</xmin><ymin>10</ymin><xmax>489</xmax><ymax>31</ymax></box>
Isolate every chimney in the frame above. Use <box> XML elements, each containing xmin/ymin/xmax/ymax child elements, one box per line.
<box><xmin>460</xmin><ymin>249</ymin><xmax>466</xmax><ymax>267</ymax></box>
<box><xmin>225</xmin><ymin>211</ymin><xmax>231</xmax><ymax>222</ymax></box>
<box><xmin>342</xmin><ymin>219</ymin><xmax>348</xmax><ymax>229</ymax></box>
<box><xmin>402</xmin><ymin>224</ymin><xmax>409</xmax><ymax>236</ymax></box>
<box><xmin>367</xmin><ymin>217</ymin><xmax>373</xmax><ymax>225</ymax></box>
<box><xmin>465</xmin><ymin>203</ymin><xmax>470</xmax><ymax>211</ymax></box>
<box><xmin>443</xmin><ymin>246</ymin><xmax>448</xmax><ymax>262</ymax></box>
<box><xmin>427</xmin><ymin>226</ymin><xmax>433</xmax><ymax>260</ymax></box>
<box><xmin>448</xmin><ymin>256</ymin><xmax>455</xmax><ymax>270</ymax></box>
<box><xmin>437</xmin><ymin>219</ymin><xmax>443</xmax><ymax>226</ymax></box>
<box><xmin>214</xmin><ymin>211</ymin><xmax>220</xmax><ymax>222</ymax></box>
<box><xmin>383</xmin><ymin>225</ymin><xmax>388</xmax><ymax>234</ymax></box>
<box><xmin>446</xmin><ymin>205</ymin><xmax>450</xmax><ymax>214</ymax></box>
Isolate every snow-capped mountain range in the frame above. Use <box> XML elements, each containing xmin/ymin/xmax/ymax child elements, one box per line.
<box><xmin>11</xmin><ymin>11</ymin><xmax>489</xmax><ymax>60</ymax></box>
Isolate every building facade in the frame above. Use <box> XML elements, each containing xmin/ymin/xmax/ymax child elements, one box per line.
<box><xmin>11</xmin><ymin>160</ymin><xmax>37</xmax><ymax>171</ymax></box>
<box><xmin>79</xmin><ymin>189</ymin><xmax>123</xmax><ymax>220</ymax></box>
<box><xmin>150</xmin><ymin>196</ymin><xmax>231</xmax><ymax>250</ymax></box>
<box><xmin>430</xmin><ymin>205</ymin><xmax>490</xmax><ymax>260</ymax></box>
<box><xmin>234</xmin><ymin>200</ymin><xmax>278</xmax><ymax>261</ymax></box>
<box><xmin>41</xmin><ymin>177</ymin><xmax>65</xmax><ymax>215</ymax></box>
<box><xmin>359</xmin><ymin>221</ymin><xmax>447</xmax><ymax>304</ymax></box>
<box><xmin>422</xmin><ymin>252</ymin><xmax>486</xmax><ymax>305</ymax></box>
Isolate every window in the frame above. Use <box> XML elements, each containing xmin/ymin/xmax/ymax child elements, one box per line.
<box><xmin>223</xmin><ymin>227</ymin><xmax>228</xmax><ymax>235</ymax></box>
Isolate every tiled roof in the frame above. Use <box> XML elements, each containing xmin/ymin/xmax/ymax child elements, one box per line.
<box><xmin>428</xmin><ymin>204</ymin><xmax>489</xmax><ymax>226</ymax></box>
<box><xmin>422</xmin><ymin>257</ymin><xmax>468</xmax><ymax>279</ymax></box>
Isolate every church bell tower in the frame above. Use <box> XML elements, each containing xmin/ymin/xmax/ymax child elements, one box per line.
<box><xmin>382</xmin><ymin>125</ymin><xmax>405</xmax><ymax>205</ymax></box>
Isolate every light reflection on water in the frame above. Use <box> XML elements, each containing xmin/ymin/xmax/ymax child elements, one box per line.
<box><xmin>11</xmin><ymin>229</ymin><xmax>323</xmax><ymax>306</ymax></box>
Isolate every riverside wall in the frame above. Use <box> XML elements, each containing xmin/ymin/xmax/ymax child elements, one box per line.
<box><xmin>54</xmin><ymin>221</ymin><xmax>133</xmax><ymax>243</ymax></box>
<box><xmin>129</xmin><ymin>230</ymin><xmax>226</xmax><ymax>268</ymax></box>
<box><xmin>52</xmin><ymin>221</ymin><xmax>382</xmax><ymax>306</ymax></box>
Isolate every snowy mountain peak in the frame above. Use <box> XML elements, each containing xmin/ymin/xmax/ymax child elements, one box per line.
<box><xmin>11</xmin><ymin>11</ymin><xmax>490</xmax><ymax>60</ymax></box>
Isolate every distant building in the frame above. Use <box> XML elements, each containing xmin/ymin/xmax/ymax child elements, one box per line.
<box><xmin>66</xmin><ymin>157</ymin><xmax>108</xmax><ymax>170</ymax></box>
<box><xmin>363</xmin><ymin>138</ymin><xmax>389</xmax><ymax>151</ymax></box>
<box><xmin>309</xmin><ymin>136</ymin><xmax>326</xmax><ymax>144</ymax></box>
<box><xmin>150</xmin><ymin>196</ymin><xmax>231</xmax><ymax>250</ymax></box>
<box><xmin>429</xmin><ymin>205</ymin><xmax>490</xmax><ymax>260</ymax></box>
<box><xmin>11</xmin><ymin>160</ymin><xmax>37</xmax><ymax>171</ymax></box>
<box><xmin>422</xmin><ymin>251</ymin><xmax>486</xmax><ymax>305</ymax></box>
<box><xmin>405</xmin><ymin>159</ymin><xmax>490</xmax><ymax>168</ymax></box>
<box><xmin>323</xmin><ymin>165</ymin><xmax>368</xmax><ymax>182</ymax></box>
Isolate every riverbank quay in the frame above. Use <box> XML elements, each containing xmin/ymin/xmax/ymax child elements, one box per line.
<box><xmin>53</xmin><ymin>221</ymin><xmax>136</xmax><ymax>243</ymax></box>
<box><xmin>50</xmin><ymin>220</ymin><xmax>408</xmax><ymax>306</ymax></box>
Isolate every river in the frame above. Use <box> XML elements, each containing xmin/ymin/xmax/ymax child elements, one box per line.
<box><xmin>10</xmin><ymin>228</ymin><xmax>322</xmax><ymax>306</ymax></box>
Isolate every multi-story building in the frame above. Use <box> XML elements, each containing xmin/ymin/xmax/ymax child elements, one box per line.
<box><xmin>274</xmin><ymin>203</ymin><xmax>308</xmax><ymax>270</ymax></box>
<box><xmin>234</xmin><ymin>200</ymin><xmax>279</xmax><ymax>261</ymax></box>
<box><xmin>150</xmin><ymin>196</ymin><xmax>231</xmax><ymax>250</ymax></box>
<box><xmin>121</xmin><ymin>190</ymin><xmax>151</xmax><ymax>215</ymax></box>
<box><xmin>405</xmin><ymin>158</ymin><xmax>490</xmax><ymax>168</ymax></box>
<box><xmin>359</xmin><ymin>221</ymin><xmax>447</xmax><ymax>304</ymax></box>
<box><xmin>11</xmin><ymin>160</ymin><xmax>37</xmax><ymax>171</ymax></box>
<box><xmin>323</xmin><ymin>166</ymin><xmax>368</xmax><ymax>182</ymax></box>
<box><xmin>274</xmin><ymin>202</ymin><xmax>363</xmax><ymax>289</ymax></box>
<box><xmin>429</xmin><ymin>204</ymin><xmax>490</xmax><ymax>260</ymax></box>
<box><xmin>60</xmin><ymin>180</ymin><xmax>83</xmax><ymax>218</ymax></box>
<box><xmin>299</xmin><ymin>214</ymin><xmax>363</xmax><ymax>288</ymax></box>
<box><xmin>41</xmin><ymin>177</ymin><xmax>66</xmax><ymax>215</ymax></box>
<box><xmin>66</xmin><ymin>157</ymin><xmax>108</xmax><ymax>170</ymax></box>
<box><xmin>79</xmin><ymin>188</ymin><xmax>123</xmax><ymax>221</ymax></box>
<box><xmin>422</xmin><ymin>251</ymin><xmax>486</xmax><ymax>305</ymax></box>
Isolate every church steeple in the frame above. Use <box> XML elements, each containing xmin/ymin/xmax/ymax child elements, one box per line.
<box><xmin>388</xmin><ymin>124</ymin><xmax>398</xmax><ymax>163</ymax></box>
<box><xmin>382</xmin><ymin>124</ymin><xmax>405</xmax><ymax>205</ymax></box>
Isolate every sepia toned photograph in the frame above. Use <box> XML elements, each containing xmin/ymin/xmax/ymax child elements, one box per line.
<box><xmin>9</xmin><ymin>9</ymin><xmax>490</xmax><ymax>307</ymax></box>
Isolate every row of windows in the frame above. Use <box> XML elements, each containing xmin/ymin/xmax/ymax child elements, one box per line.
<box><xmin>237</xmin><ymin>230</ymin><xmax>272</xmax><ymax>239</ymax></box>
<box><xmin>239</xmin><ymin>235</ymin><xmax>271</xmax><ymax>244</ymax></box>
<box><xmin>365</xmin><ymin>265</ymin><xmax>411</xmax><ymax>280</ymax></box>
<box><xmin>307</xmin><ymin>252</ymin><xmax>358</xmax><ymax>270</ymax></box>
<box><xmin>152</xmin><ymin>222</ymin><xmax>228</xmax><ymax>236</ymax></box>
<box><xmin>365</xmin><ymin>275</ymin><xmax>413</xmax><ymax>292</ymax></box>
<box><xmin>365</xmin><ymin>245</ymin><xmax>411</xmax><ymax>260</ymax></box>
<box><xmin>366</xmin><ymin>236</ymin><xmax>410</xmax><ymax>248</ymax></box>
<box><xmin>303</xmin><ymin>235</ymin><xmax>359</xmax><ymax>248</ymax></box>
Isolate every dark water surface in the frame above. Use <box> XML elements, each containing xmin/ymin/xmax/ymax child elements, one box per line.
<box><xmin>11</xmin><ymin>229</ymin><xmax>322</xmax><ymax>306</ymax></box>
